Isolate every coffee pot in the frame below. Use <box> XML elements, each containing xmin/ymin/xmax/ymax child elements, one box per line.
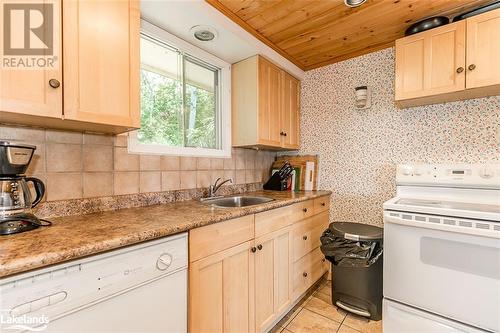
<box><xmin>0</xmin><ymin>141</ymin><xmax>48</xmax><ymax>235</ymax></box>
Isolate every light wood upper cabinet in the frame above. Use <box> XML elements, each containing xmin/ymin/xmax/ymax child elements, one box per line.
<box><xmin>466</xmin><ymin>8</ymin><xmax>500</xmax><ymax>89</ymax></box>
<box><xmin>232</xmin><ymin>55</ymin><xmax>300</xmax><ymax>150</ymax></box>
<box><xmin>254</xmin><ymin>227</ymin><xmax>292</xmax><ymax>333</ymax></box>
<box><xmin>395</xmin><ymin>8</ymin><xmax>500</xmax><ymax>108</ymax></box>
<box><xmin>63</xmin><ymin>0</ymin><xmax>140</xmax><ymax>128</ymax></box>
<box><xmin>0</xmin><ymin>0</ymin><xmax>140</xmax><ymax>134</ymax></box>
<box><xmin>395</xmin><ymin>21</ymin><xmax>465</xmax><ymax>101</ymax></box>
<box><xmin>189</xmin><ymin>241</ymin><xmax>255</xmax><ymax>333</ymax></box>
<box><xmin>0</xmin><ymin>0</ymin><xmax>62</xmax><ymax>120</ymax></box>
<box><xmin>281</xmin><ymin>72</ymin><xmax>300</xmax><ymax>149</ymax></box>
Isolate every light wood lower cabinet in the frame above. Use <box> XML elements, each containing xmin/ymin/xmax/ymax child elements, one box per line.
<box><xmin>254</xmin><ymin>227</ymin><xmax>292</xmax><ymax>333</ymax></box>
<box><xmin>189</xmin><ymin>240</ymin><xmax>255</xmax><ymax>333</ymax></box>
<box><xmin>189</xmin><ymin>196</ymin><xmax>330</xmax><ymax>333</ymax></box>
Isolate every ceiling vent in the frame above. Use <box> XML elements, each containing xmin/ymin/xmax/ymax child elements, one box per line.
<box><xmin>190</xmin><ymin>25</ymin><xmax>218</xmax><ymax>42</ymax></box>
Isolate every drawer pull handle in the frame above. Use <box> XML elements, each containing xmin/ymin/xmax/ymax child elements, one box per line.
<box><xmin>456</xmin><ymin>67</ymin><xmax>464</xmax><ymax>73</ymax></box>
<box><xmin>303</xmin><ymin>235</ymin><xmax>308</xmax><ymax>240</ymax></box>
<box><xmin>302</xmin><ymin>208</ymin><xmax>308</xmax><ymax>213</ymax></box>
<box><xmin>303</xmin><ymin>272</ymin><xmax>308</xmax><ymax>277</ymax></box>
<box><xmin>251</xmin><ymin>247</ymin><xmax>257</xmax><ymax>253</ymax></box>
<box><xmin>257</xmin><ymin>244</ymin><xmax>263</xmax><ymax>250</ymax></box>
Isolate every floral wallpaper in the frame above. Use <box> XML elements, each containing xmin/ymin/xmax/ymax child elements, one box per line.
<box><xmin>299</xmin><ymin>47</ymin><xmax>500</xmax><ymax>227</ymax></box>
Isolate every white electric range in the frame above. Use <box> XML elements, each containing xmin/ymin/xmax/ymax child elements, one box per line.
<box><xmin>382</xmin><ymin>163</ymin><xmax>500</xmax><ymax>333</ymax></box>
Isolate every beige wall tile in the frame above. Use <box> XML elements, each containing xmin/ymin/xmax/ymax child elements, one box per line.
<box><xmin>223</xmin><ymin>170</ymin><xmax>235</xmax><ymax>184</ymax></box>
<box><xmin>114</xmin><ymin>134</ymin><xmax>128</xmax><ymax>147</ymax></box>
<box><xmin>223</xmin><ymin>156</ymin><xmax>235</xmax><ymax>170</ymax></box>
<box><xmin>46</xmin><ymin>130</ymin><xmax>82</xmax><ymax>144</ymax></box>
<box><xmin>46</xmin><ymin>143</ymin><xmax>82</xmax><ymax>172</ymax></box>
<box><xmin>114</xmin><ymin>172</ymin><xmax>140</xmax><ymax>195</ymax></box>
<box><xmin>26</xmin><ymin>143</ymin><xmax>45</xmax><ymax>174</ymax></box>
<box><xmin>0</xmin><ymin>126</ymin><xmax>45</xmax><ymax>142</ymax></box>
<box><xmin>83</xmin><ymin>173</ymin><xmax>113</xmax><ymax>198</ymax></box>
<box><xmin>235</xmin><ymin>149</ymin><xmax>246</xmax><ymax>170</ymax></box>
<box><xmin>161</xmin><ymin>171</ymin><xmax>180</xmax><ymax>191</ymax></box>
<box><xmin>197</xmin><ymin>157</ymin><xmax>211</xmax><ymax>170</ymax></box>
<box><xmin>46</xmin><ymin>173</ymin><xmax>82</xmax><ymax>201</ymax></box>
<box><xmin>140</xmin><ymin>155</ymin><xmax>161</xmax><ymax>171</ymax></box>
<box><xmin>246</xmin><ymin>169</ymin><xmax>255</xmax><ymax>183</ymax></box>
<box><xmin>254</xmin><ymin>169</ymin><xmax>264</xmax><ymax>183</ymax></box>
<box><xmin>211</xmin><ymin>158</ymin><xmax>224</xmax><ymax>170</ymax></box>
<box><xmin>180</xmin><ymin>171</ymin><xmax>196</xmax><ymax>189</ymax></box>
<box><xmin>196</xmin><ymin>170</ymin><xmax>212</xmax><ymax>188</ymax></box>
<box><xmin>84</xmin><ymin>133</ymin><xmax>113</xmax><ymax>145</ymax></box>
<box><xmin>180</xmin><ymin>157</ymin><xmax>197</xmax><ymax>170</ymax></box>
<box><xmin>140</xmin><ymin>171</ymin><xmax>161</xmax><ymax>193</ymax></box>
<box><xmin>161</xmin><ymin>156</ymin><xmax>180</xmax><ymax>171</ymax></box>
<box><xmin>83</xmin><ymin>145</ymin><xmax>113</xmax><ymax>172</ymax></box>
<box><xmin>235</xmin><ymin>170</ymin><xmax>246</xmax><ymax>184</ymax></box>
<box><xmin>114</xmin><ymin>147</ymin><xmax>139</xmax><ymax>171</ymax></box>
<box><xmin>245</xmin><ymin>149</ymin><xmax>256</xmax><ymax>170</ymax></box>
<box><xmin>211</xmin><ymin>170</ymin><xmax>224</xmax><ymax>183</ymax></box>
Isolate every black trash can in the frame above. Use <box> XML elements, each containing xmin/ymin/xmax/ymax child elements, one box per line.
<box><xmin>320</xmin><ymin>222</ymin><xmax>383</xmax><ymax>320</ymax></box>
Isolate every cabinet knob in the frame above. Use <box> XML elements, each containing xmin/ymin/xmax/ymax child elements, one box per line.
<box><xmin>257</xmin><ymin>244</ymin><xmax>263</xmax><ymax>250</ymax></box>
<box><xmin>303</xmin><ymin>235</ymin><xmax>308</xmax><ymax>240</ymax></box>
<box><xmin>49</xmin><ymin>79</ymin><xmax>60</xmax><ymax>88</ymax></box>
<box><xmin>322</xmin><ymin>258</ymin><xmax>326</xmax><ymax>262</ymax></box>
<box><xmin>302</xmin><ymin>208</ymin><xmax>308</xmax><ymax>213</ymax></box>
<box><xmin>468</xmin><ymin>64</ymin><xmax>476</xmax><ymax>71</ymax></box>
<box><xmin>303</xmin><ymin>272</ymin><xmax>308</xmax><ymax>277</ymax></box>
<box><xmin>456</xmin><ymin>67</ymin><xmax>464</xmax><ymax>73</ymax></box>
<box><xmin>321</xmin><ymin>202</ymin><xmax>326</xmax><ymax>207</ymax></box>
<box><xmin>251</xmin><ymin>247</ymin><xmax>257</xmax><ymax>253</ymax></box>
<box><xmin>280</xmin><ymin>131</ymin><xmax>285</xmax><ymax>136</ymax></box>
<box><xmin>283</xmin><ymin>132</ymin><xmax>287</xmax><ymax>137</ymax></box>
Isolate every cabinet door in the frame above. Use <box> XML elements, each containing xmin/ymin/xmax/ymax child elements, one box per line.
<box><xmin>0</xmin><ymin>0</ymin><xmax>62</xmax><ymax>119</ymax></box>
<box><xmin>62</xmin><ymin>0</ymin><xmax>140</xmax><ymax>128</ymax></box>
<box><xmin>395</xmin><ymin>21</ymin><xmax>465</xmax><ymax>100</ymax></box>
<box><xmin>254</xmin><ymin>227</ymin><xmax>292</xmax><ymax>333</ymax></box>
<box><xmin>258</xmin><ymin>57</ymin><xmax>282</xmax><ymax>147</ymax></box>
<box><xmin>466</xmin><ymin>8</ymin><xmax>500</xmax><ymax>89</ymax></box>
<box><xmin>281</xmin><ymin>72</ymin><xmax>300</xmax><ymax>149</ymax></box>
<box><xmin>189</xmin><ymin>241</ymin><xmax>255</xmax><ymax>333</ymax></box>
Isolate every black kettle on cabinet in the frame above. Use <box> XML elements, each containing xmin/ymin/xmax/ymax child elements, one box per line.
<box><xmin>0</xmin><ymin>141</ymin><xmax>50</xmax><ymax>235</ymax></box>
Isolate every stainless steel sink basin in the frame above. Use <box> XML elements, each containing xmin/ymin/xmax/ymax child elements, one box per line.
<box><xmin>201</xmin><ymin>195</ymin><xmax>274</xmax><ymax>208</ymax></box>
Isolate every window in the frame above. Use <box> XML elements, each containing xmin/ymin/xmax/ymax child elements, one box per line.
<box><xmin>129</xmin><ymin>21</ymin><xmax>231</xmax><ymax>157</ymax></box>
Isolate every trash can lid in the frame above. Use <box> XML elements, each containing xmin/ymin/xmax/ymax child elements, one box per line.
<box><xmin>330</xmin><ymin>222</ymin><xmax>383</xmax><ymax>241</ymax></box>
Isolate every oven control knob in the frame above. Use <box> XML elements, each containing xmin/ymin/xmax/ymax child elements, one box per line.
<box><xmin>479</xmin><ymin>167</ymin><xmax>495</xmax><ymax>179</ymax></box>
<box><xmin>401</xmin><ymin>165</ymin><xmax>413</xmax><ymax>176</ymax></box>
<box><xmin>156</xmin><ymin>253</ymin><xmax>173</xmax><ymax>271</ymax></box>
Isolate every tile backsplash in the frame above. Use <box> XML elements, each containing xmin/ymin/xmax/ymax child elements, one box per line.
<box><xmin>0</xmin><ymin>125</ymin><xmax>276</xmax><ymax>202</ymax></box>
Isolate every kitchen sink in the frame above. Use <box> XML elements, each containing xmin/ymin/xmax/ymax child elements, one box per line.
<box><xmin>201</xmin><ymin>195</ymin><xmax>274</xmax><ymax>208</ymax></box>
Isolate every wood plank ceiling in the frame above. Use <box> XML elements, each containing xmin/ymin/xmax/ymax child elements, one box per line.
<box><xmin>206</xmin><ymin>0</ymin><xmax>494</xmax><ymax>70</ymax></box>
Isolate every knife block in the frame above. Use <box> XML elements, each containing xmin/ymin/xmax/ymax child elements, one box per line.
<box><xmin>263</xmin><ymin>172</ymin><xmax>288</xmax><ymax>191</ymax></box>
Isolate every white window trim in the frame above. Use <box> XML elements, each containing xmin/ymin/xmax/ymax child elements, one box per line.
<box><xmin>128</xmin><ymin>19</ymin><xmax>231</xmax><ymax>158</ymax></box>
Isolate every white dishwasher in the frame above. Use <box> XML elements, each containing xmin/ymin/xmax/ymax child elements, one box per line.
<box><xmin>0</xmin><ymin>233</ymin><xmax>188</xmax><ymax>333</ymax></box>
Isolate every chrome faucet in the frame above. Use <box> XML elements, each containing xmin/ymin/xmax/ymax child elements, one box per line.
<box><xmin>208</xmin><ymin>177</ymin><xmax>233</xmax><ymax>198</ymax></box>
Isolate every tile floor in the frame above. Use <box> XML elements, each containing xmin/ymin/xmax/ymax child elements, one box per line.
<box><xmin>270</xmin><ymin>279</ymin><xmax>382</xmax><ymax>333</ymax></box>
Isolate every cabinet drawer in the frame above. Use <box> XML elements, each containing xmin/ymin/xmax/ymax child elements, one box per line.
<box><xmin>189</xmin><ymin>215</ymin><xmax>255</xmax><ymax>262</ymax></box>
<box><xmin>313</xmin><ymin>197</ymin><xmax>330</xmax><ymax>214</ymax></box>
<box><xmin>255</xmin><ymin>200</ymin><xmax>314</xmax><ymax>237</ymax></box>
<box><xmin>292</xmin><ymin>247</ymin><xmax>327</xmax><ymax>299</ymax></box>
<box><xmin>292</xmin><ymin>211</ymin><xmax>330</xmax><ymax>262</ymax></box>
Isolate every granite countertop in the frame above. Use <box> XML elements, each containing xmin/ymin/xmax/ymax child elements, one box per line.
<box><xmin>0</xmin><ymin>190</ymin><xmax>331</xmax><ymax>278</ymax></box>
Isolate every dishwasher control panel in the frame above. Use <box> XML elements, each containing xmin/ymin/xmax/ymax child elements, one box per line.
<box><xmin>0</xmin><ymin>233</ymin><xmax>187</xmax><ymax>332</ymax></box>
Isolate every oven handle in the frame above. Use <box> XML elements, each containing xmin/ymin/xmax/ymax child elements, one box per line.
<box><xmin>383</xmin><ymin>212</ymin><xmax>500</xmax><ymax>239</ymax></box>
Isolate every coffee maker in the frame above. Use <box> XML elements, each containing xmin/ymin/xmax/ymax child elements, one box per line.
<box><xmin>0</xmin><ymin>141</ymin><xmax>48</xmax><ymax>235</ymax></box>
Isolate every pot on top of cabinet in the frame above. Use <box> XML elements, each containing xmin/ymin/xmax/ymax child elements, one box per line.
<box><xmin>395</xmin><ymin>8</ymin><xmax>500</xmax><ymax>108</ymax></box>
<box><xmin>232</xmin><ymin>55</ymin><xmax>300</xmax><ymax>150</ymax></box>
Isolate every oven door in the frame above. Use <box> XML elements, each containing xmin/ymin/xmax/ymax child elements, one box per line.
<box><xmin>383</xmin><ymin>211</ymin><xmax>500</xmax><ymax>332</ymax></box>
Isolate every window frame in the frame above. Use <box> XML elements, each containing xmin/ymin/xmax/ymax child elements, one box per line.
<box><xmin>128</xmin><ymin>19</ymin><xmax>231</xmax><ymax>158</ymax></box>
